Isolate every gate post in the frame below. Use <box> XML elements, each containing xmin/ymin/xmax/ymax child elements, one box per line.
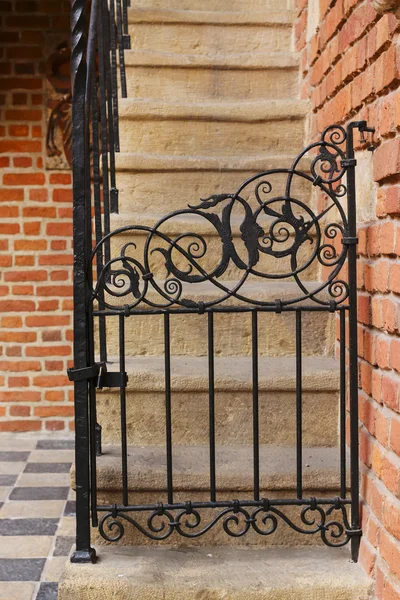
<box><xmin>345</xmin><ymin>121</ymin><xmax>369</xmax><ymax>562</ymax></box>
<box><xmin>69</xmin><ymin>0</ymin><xmax>96</xmax><ymax>564</ymax></box>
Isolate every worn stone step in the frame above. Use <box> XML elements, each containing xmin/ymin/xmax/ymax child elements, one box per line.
<box><xmin>59</xmin><ymin>546</ymin><xmax>371</xmax><ymax>600</ymax></box>
<box><xmin>127</xmin><ymin>11</ymin><xmax>293</xmax><ymax>57</ymax></box>
<box><xmin>131</xmin><ymin>0</ymin><xmax>295</xmax><ymax>11</ymax></box>
<box><xmin>115</xmin><ymin>153</ymin><xmax>311</xmax><ymax>214</ymax></box>
<box><xmin>100</xmin><ymin>281</ymin><xmax>334</xmax><ymax>358</ymax></box>
<box><xmin>108</xmin><ymin>211</ymin><xmax>320</xmax><ymax>281</ymax></box>
<box><xmin>118</xmin><ymin>99</ymin><xmax>307</xmax><ymax>156</ymax></box>
<box><xmin>96</xmin><ymin>355</ymin><xmax>340</xmax><ymax>446</ymax></box>
<box><xmin>71</xmin><ymin>445</ymin><xmax>350</xmax><ymax>547</ymax></box>
<box><xmin>124</xmin><ymin>50</ymin><xmax>300</xmax><ymax>101</ymax></box>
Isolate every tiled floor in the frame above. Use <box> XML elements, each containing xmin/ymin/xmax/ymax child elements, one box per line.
<box><xmin>0</xmin><ymin>435</ymin><xmax>75</xmax><ymax>600</ymax></box>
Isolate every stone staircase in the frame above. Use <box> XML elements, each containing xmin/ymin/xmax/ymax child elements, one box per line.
<box><xmin>60</xmin><ymin>0</ymin><xmax>372</xmax><ymax>597</ymax></box>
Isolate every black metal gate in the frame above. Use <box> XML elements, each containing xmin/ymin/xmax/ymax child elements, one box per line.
<box><xmin>69</xmin><ymin>0</ymin><xmax>375</xmax><ymax>565</ymax></box>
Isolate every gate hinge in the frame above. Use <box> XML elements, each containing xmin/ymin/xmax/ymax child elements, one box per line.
<box><xmin>67</xmin><ymin>363</ymin><xmax>103</xmax><ymax>383</ymax></box>
<box><xmin>342</xmin><ymin>236</ymin><xmax>358</xmax><ymax>246</ymax></box>
<box><xmin>341</xmin><ymin>158</ymin><xmax>357</xmax><ymax>168</ymax></box>
<box><xmin>122</xmin><ymin>35</ymin><xmax>131</xmax><ymax>49</ymax></box>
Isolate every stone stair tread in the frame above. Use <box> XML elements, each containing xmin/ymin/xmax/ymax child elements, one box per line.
<box><xmin>59</xmin><ymin>545</ymin><xmax>371</xmax><ymax>600</ymax></box>
<box><xmin>119</xmin><ymin>97</ymin><xmax>308</xmax><ymax>121</ymax></box>
<box><xmin>85</xmin><ymin>445</ymin><xmax>349</xmax><ymax>492</ymax></box>
<box><xmin>115</xmin><ymin>152</ymin><xmax>310</xmax><ymax>172</ymax></box>
<box><xmin>128</xmin><ymin>8</ymin><xmax>295</xmax><ymax>25</ymax></box>
<box><xmin>124</xmin><ymin>48</ymin><xmax>300</xmax><ymax>68</ymax></box>
<box><xmin>103</xmin><ymin>355</ymin><xmax>339</xmax><ymax>391</ymax></box>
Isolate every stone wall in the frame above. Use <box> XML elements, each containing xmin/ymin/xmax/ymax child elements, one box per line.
<box><xmin>0</xmin><ymin>0</ymin><xmax>74</xmax><ymax>432</ymax></box>
<box><xmin>296</xmin><ymin>0</ymin><xmax>400</xmax><ymax>596</ymax></box>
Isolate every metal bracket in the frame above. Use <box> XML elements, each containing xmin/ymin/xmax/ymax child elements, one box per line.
<box><xmin>67</xmin><ymin>364</ymin><xmax>102</xmax><ymax>382</ymax></box>
<box><xmin>97</xmin><ymin>364</ymin><xmax>128</xmax><ymax>389</ymax></box>
<box><xmin>341</xmin><ymin>158</ymin><xmax>357</xmax><ymax>168</ymax></box>
<box><xmin>342</xmin><ymin>237</ymin><xmax>358</xmax><ymax>246</ymax></box>
<box><xmin>122</xmin><ymin>35</ymin><xmax>131</xmax><ymax>49</ymax></box>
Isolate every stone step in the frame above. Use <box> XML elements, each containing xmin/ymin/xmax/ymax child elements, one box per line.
<box><xmin>118</xmin><ymin>99</ymin><xmax>308</xmax><ymax>156</ymax></box>
<box><xmin>100</xmin><ymin>281</ymin><xmax>334</xmax><ymax>358</ymax></box>
<box><xmin>108</xmin><ymin>211</ymin><xmax>320</xmax><ymax>281</ymax></box>
<box><xmin>131</xmin><ymin>0</ymin><xmax>295</xmax><ymax>11</ymax></box>
<box><xmin>72</xmin><ymin>445</ymin><xmax>350</xmax><ymax>547</ymax></box>
<box><xmin>124</xmin><ymin>50</ymin><xmax>300</xmax><ymax>101</ymax></box>
<box><xmin>115</xmin><ymin>153</ymin><xmax>311</xmax><ymax>214</ymax></box>
<box><xmin>59</xmin><ymin>546</ymin><xmax>371</xmax><ymax>600</ymax></box>
<box><xmin>127</xmin><ymin>10</ymin><xmax>293</xmax><ymax>57</ymax></box>
<box><xmin>96</xmin><ymin>355</ymin><xmax>340</xmax><ymax>446</ymax></box>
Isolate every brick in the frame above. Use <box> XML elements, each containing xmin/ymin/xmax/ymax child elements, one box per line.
<box><xmin>0</xmin><ymin>360</ymin><xmax>41</xmax><ymax>372</ymax></box>
<box><xmin>33</xmin><ymin>375</ymin><xmax>70</xmax><ymax>387</ymax></box>
<box><xmin>8</xmin><ymin>377</ymin><xmax>30</xmax><ymax>387</ymax></box>
<box><xmin>381</xmin><ymin>529</ymin><xmax>400</xmax><ymax>580</ymax></box>
<box><xmin>374</xmin><ymin>138</ymin><xmax>400</xmax><ymax>182</ymax></box>
<box><xmin>0</xmin><ymin>391</ymin><xmax>41</xmax><ymax>402</ymax></box>
<box><xmin>53</xmin><ymin>189</ymin><xmax>72</xmax><ymax>202</ymax></box>
<box><xmin>22</xmin><ymin>206</ymin><xmax>56</xmax><ymax>218</ymax></box>
<box><xmin>34</xmin><ymin>405</ymin><xmax>74</xmax><ymax>417</ymax></box>
<box><xmin>0</xmin><ymin>331</ymin><xmax>36</xmax><ymax>343</ymax></box>
<box><xmin>3</xmin><ymin>172</ymin><xmax>45</xmax><ymax>186</ymax></box>
<box><xmin>45</xmin><ymin>391</ymin><xmax>65</xmax><ymax>402</ymax></box>
<box><xmin>14</xmin><ymin>240</ymin><xmax>46</xmax><ymax>251</ymax></box>
<box><xmin>38</xmin><ymin>254</ymin><xmax>72</xmax><ymax>266</ymax></box>
<box><xmin>10</xmin><ymin>405</ymin><xmax>30</xmax><ymax>417</ymax></box>
<box><xmin>0</xmin><ymin>300</ymin><xmax>35</xmax><ymax>312</ymax></box>
<box><xmin>0</xmin><ymin>420</ymin><xmax>41</xmax><ymax>432</ymax></box>
<box><xmin>382</xmin><ymin>374</ymin><xmax>400</xmax><ymax>412</ymax></box>
<box><xmin>25</xmin><ymin>315</ymin><xmax>70</xmax><ymax>327</ymax></box>
<box><xmin>45</xmin><ymin>420</ymin><xmax>65</xmax><ymax>431</ymax></box>
<box><xmin>390</xmin><ymin>263</ymin><xmax>400</xmax><ymax>294</ymax></box>
<box><xmin>4</xmin><ymin>270</ymin><xmax>47</xmax><ymax>282</ymax></box>
<box><xmin>391</xmin><ymin>418</ymin><xmax>400</xmax><ymax>456</ymax></box>
<box><xmin>26</xmin><ymin>345</ymin><xmax>71</xmax><ymax>357</ymax></box>
<box><xmin>390</xmin><ymin>339</ymin><xmax>400</xmax><ymax>373</ymax></box>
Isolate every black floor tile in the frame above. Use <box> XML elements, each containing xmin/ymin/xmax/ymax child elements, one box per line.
<box><xmin>0</xmin><ymin>558</ymin><xmax>46</xmax><ymax>581</ymax></box>
<box><xmin>53</xmin><ymin>536</ymin><xmax>74</xmax><ymax>557</ymax></box>
<box><xmin>24</xmin><ymin>462</ymin><xmax>72</xmax><ymax>474</ymax></box>
<box><xmin>0</xmin><ymin>474</ymin><xmax>18</xmax><ymax>486</ymax></box>
<box><xmin>36</xmin><ymin>440</ymin><xmax>74</xmax><ymax>450</ymax></box>
<box><xmin>36</xmin><ymin>581</ymin><xmax>58</xmax><ymax>599</ymax></box>
<box><xmin>0</xmin><ymin>451</ymin><xmax>30</xmax><ymax>462</ymax></box>
<box><xmin>10</xmin><ymin>487</ymin><xmax>70</xmax><ymax>501</ymax></box>
<box><xmin>63</xmin><ymin>500</ymin><xmax>76</xmax><ymax>516</ymax></box>
<box><xmin>0</xmin><ymin>518</ymin><xmax>59</xmax><ymax>536</ymax></box>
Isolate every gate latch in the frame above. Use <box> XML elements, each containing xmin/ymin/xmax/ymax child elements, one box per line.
<box><xmin>68</xmin><ymin>362</ymin><xmax>128</xmax><ymax>389</ymax></box>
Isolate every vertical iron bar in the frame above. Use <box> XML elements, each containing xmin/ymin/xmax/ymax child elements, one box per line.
<box><xmin>97</xmin><ymin>0</ymin><xmax>111</xmax><ymax>267</ymax></box>
<box><xmin>340</xmin><ymin>308</ymin><xmax>347</xmax><ymax>499</ymax></box>
<box><xmin>70</xmin><ymin>0</ymin><xmax>96</xmax><ymax>564</ymax></box>
<box><xmin>122</xmin><ymin>0</ymin><xmax>129</xmax><ymax>34</ymax></box>
<box><xmin>164</xmin><ymin>312</ymin><xmax>173</xmax><ymax>504</ymax></box>
<box><xmin>252</xmin><ymin>310</ymin><xmax>260</xmax><ymax>502</ymax></box>
<box><xmin>208</xmin><ymin>312</ymin><xmax>216</xmax><ymax>502</ymax></box>
<box><xmin>116</xmin><ymin>0</ymin><xmax>128</xmax><ymax>97</ymax></box>
<box><xmin>119</xmin><ymin>314</ymin><xmax>129</xmax><ymax>505</ymax></box>
<box><xmin>296</xmin><ymin>310</ymin><xmax>302</xmax><ymax>500</ymax></box>
<box><xmin>108</xmin><ymin>0</ymin><xmax>120</xmax><ymax>151</ymax></box>
<box><xmin>101</xmin><ymin>0</ymin><xmax>118</xmax><ymax>213</ymax></box>
<box><xmin>346</xmin><ymin>122</ymin><xmax>361</xmax><ymax>563</ymax></box>
<box><xmin>91</xmin><ymin>65</ymin><xmax>107</xmax><ymax>363</ymax></box>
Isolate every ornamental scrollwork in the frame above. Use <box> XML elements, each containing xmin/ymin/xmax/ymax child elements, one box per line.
<box><xmin>90</xmin><ymin>125</ymin><xmax>351</xmax><ymax>312</ymax></box>
<box><xmin>98</xmin><ymin>498</ymin><xmax>352</xmax><ymax>548</ymax></box>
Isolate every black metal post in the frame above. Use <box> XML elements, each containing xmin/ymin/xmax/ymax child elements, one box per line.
<box><xmin>346</xmin><ymin>122</ymin><xmax>364</xmax><ymax>563</ymax></box>
<box><xmin>70</xmin><ymin>0</ymin><xmax>96</xmax><ymax>564</ymax></box>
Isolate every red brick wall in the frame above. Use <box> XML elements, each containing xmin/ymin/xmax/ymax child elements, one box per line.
<box><xmin>0</xmin><ymin>0</ymin><xmax>74</xmax><ymax>432</ymax></box>
<box><xmin>296</xmin><ymin>0</ymin><xmax>400</xmax><ymax>596</ymax></box>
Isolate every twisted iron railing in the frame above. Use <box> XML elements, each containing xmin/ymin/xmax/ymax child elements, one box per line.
<box><xmin>69</xmin><ymin>0</ymin><xmax>374</xmax><ymax>565</ymax></box>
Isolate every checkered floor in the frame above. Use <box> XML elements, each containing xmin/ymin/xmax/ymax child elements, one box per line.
<box><xmin>0</xmin><ymin>435</ymin><xmax>75</xmax><ymax>600</ymax></box>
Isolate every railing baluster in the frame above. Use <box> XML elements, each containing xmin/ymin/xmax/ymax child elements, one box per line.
<box><xmin>252</xmin><ymin>310</ymin><xmax>260</xmax><ymax>502</ymax></box>
<box><xmin>340</xmin><ymin>308</ymin><xmax>347</xmax><ymax>499</ymax></box>
<box><xmin>296</xmin><ymin>310</ymin><xmax>302</xmax><ymax>499</ymax></box>
<box><xmin>116</xmin><ymin>0</ymin><xmax>128</xmax><ymax>97</ymax></box>
<box><xmin>97</xmin><ymin>1</ymin><xmax>111</xmax><ymax>266</ymax></box>
<box><xmin>208</xmin><ymin>312</ymin><xmax>216</xmax><ymax>502</ymax></box>
<box><xmin>164</xmin><ymin>312</ymin><xmax>173</xmax><ymax>504</ymax></box>
<box><xmin>108</xmin><ymin>0</ymin><xmax>120</xmax><ymax>152</ymax></box>
<box><xmin>102</xmin><ymin>0</ymin><xmax>118</xmax><ymax>214</ymax></box>
<box><xmin>119</xmin><ymin>314</ymin><xmax>129</xmax><ymax>506</ymax></box>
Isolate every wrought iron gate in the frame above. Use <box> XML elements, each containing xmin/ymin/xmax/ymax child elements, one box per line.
<box><xmin>69</xmin><ymin>0</ymin><xmax>375</xmax><ymax>565</ymax></box>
